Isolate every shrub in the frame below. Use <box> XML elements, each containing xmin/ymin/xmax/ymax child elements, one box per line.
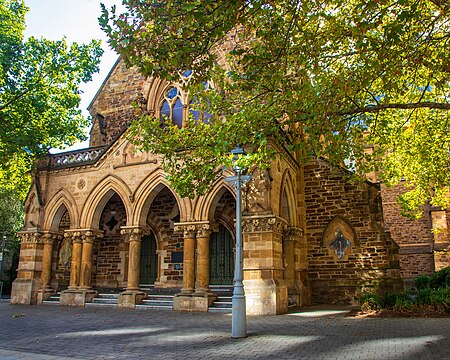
<box><xmin>415</xmin><ymin>275</ymin><xmax>431</xmax><ymax>290</ymax></box>
<box><xmin>429</xmin><ymin>266</ymin><xmax>450</xmax><ymax>289</ymax></box>
<box><xmin>359</xmin><ymin>292</ymin><xmax>381</xmax><ymax>312</ymax></box>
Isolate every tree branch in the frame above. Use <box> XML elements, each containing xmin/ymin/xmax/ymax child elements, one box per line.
<box><xmin>338</xmin><ymin>101</ymin><xmax>450</xmax><ymax>116</ymax></box>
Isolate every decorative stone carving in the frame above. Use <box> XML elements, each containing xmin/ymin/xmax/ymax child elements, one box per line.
<box><xmin>174</xmin><ymin>223</ymin><xmax>197</xmax><ymax>238</ymax></box>
<box><xmin>242</xmin><ymin>216</ymin><xmax>287</xmax><ymax>234</ymax></box>
<box><xmin>196</xmin><ymin>223</ymin><xmax>212</xmax><ymax>238</ymax></box>
<box><xmin>283</xmin><ymin>227</ymin><xmax>303</xmax><ymax>243</ymax></box>
<box><xmin>42</xmin><ymin>232</ymin><xmax>61</xmax><ymax>244</ymax></box>
<box><xmin>18</xmin><ymin>231</ymin><xmax>43</xmax><ymax>244</ymax></box>
<box><xmin>77</xmin><ymin>179</ymin><xmax>86</xmax><ymax>190</ymax></box>
<box><xmin>120</xmin><ymin>226</ymin><xmax>151</xmax><ymax>242</ymax></box>
<box><xmin>329</xmin><ymin>229</ymin><xmax>352</xmax><ymax>259</ymax></box>
<box><xmin>244</xmin><ymin>168</ymin><xmax>272</xmax><ymax>213</ymax></box>
<box><xmin>322</xmin><ymin>216</ymin><xmax>357</xmax><ymax>260</ymax></box>
<box><xmin>48</xmin><ymin>147</ymin><xmax>105</xmax><ymax>168</ymax></box>
<box><xmin>81</xmin><ymin>230</ymin><xmax>103</xmax><ymax>243</ymax></box>
<box><xmin>173</xmin><ymin>222</ymin><xmax>214</xmax><ymax>238</ymax></box>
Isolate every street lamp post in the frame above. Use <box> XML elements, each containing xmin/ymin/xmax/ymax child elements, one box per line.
<box><xmin>225</xmin><ymin>146</ymin><xmax>252</xmax><ymax>338</ymax></box>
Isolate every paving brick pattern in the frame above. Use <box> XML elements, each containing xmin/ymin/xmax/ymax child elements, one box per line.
<box><xmin>0</xmin><ymin>303</ymin><xmax>449</xmax><ymax>360</ymax></box>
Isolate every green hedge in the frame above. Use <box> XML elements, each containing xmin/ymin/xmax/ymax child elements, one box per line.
<box><xmin>360</xmin><ymin>266</ymin><xmax>450</xmax><ymax>314</ymax></box>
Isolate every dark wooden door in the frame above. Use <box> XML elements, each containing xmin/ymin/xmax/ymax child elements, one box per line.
<box><xmin>140</xmin><ymin>233</ymin><xmax>158</xmax><ymax>285</ymax></box>
<box><xmin>209</xmin><ymin>225</ymin><xmax>234</xmax><ymax>285</ymax></box>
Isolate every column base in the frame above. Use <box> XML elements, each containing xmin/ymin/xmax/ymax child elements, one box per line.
<box><xmin>244</xmin><ymin>279</ymin><xmax>288</xmax><ymax>315</ymax></box>
<box><xmin>173</xmin><ymin>292</ymin><xmax>217</xmax><ymax>312</ymax></box>
<box><xmin>118</xmin><ymin>290</ymin><xmax>146</xmax><ymax>309</ymax></box>
<box><xmin>36</xmin><ymin>288</ymin><xmax>56</xmax><ymax>305</ymax></box>
<box><xmin>60</xmin><ymin>289</ymin><xmax>97</xmax><ymax>307</ymax></box>
<box><xmin>10</xmin><ymin>278</ymin><xmax>41</xmax><ymax>305</ymax></box>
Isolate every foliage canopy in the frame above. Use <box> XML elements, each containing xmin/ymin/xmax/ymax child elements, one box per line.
<box><xmin>0</xmin><ymin>0</ymin><xmax>103</xmax><ymax>234</ymax></box>
<box><xmin>101</xmin><ymin>0</ymin><xmax>450</xmax><ymax>216</ymax></box>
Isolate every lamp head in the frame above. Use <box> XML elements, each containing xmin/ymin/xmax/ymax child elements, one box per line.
<box><xmin>230</xmin><ymin>145</ymin><xmax>247</xmax><ymax>174</ymax></box>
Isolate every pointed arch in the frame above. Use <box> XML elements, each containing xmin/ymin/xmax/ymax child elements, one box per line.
<box><xmin>44</xmin><ymin>188</ymin><xmax>79</xmax><ymax>231</ymax></box>
<box><xmin>280</xmin><ymin>169</ymin><xmax>298</xmax><ymax>227</ymax></box>
<box><xmin>194</xmin><ymin>174</ymin><xmax>235</xmax><ymax>222</ymax></box>
<box><xmin>133</xmin><ymin>170</ymin><xmax>189</xmax><ymax>225</ymax></box>
<box><xmin>80</xmin><ymin>175</ymin><xmax>132</xmax><ymax>229</ymax></box>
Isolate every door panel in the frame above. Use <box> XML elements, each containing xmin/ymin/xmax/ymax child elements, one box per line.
<box><xmin>140</xmin><ymin>233</ymin><xmax>157</xmax><ymax>285</ymax></box>
<box><xmin>209</xmin><ymin>225</ymin><xmax>234</xmax><ymax>285</ymax></box>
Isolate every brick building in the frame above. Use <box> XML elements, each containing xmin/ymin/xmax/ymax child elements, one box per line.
<box><xmin>10</xmin><ymin>58</ymin><xmax>449</xmax><ymax>314</ymax></box>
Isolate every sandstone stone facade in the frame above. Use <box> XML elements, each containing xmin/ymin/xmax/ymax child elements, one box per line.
<box><xmin>11</xmin><ymin>57</ymin><xmax>448</xmax><ymax>313</ymax></box>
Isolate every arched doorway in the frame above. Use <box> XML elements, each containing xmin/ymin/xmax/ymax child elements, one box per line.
<box><xmin>209</xmin><ymin>225</ymin><xmax>234</xmax><ymax>285</ymax></box>
<box><xmin>140</xmin><ymin>233</ymin><xmax>158</xmax><ymax>285</ymax></box>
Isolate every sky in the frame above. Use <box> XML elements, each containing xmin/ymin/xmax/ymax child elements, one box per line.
<box><xmin>23</xmin><ymin>0</ymin><xmax>127</xmax><ymax>151</ymax></box>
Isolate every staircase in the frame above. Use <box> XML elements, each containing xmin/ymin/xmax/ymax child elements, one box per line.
<box><xmin>86</xmin><ymin>293</ymin><xmax>119</xmax><ymax>307</ymax></box>
<box><xmin>208</xmin><ymin>285</ymin><xmax>233</xmax><ymax>313</ymax></box>
<box><xmin>42</xmin><ymin>292</ymin><xmax>61</xmax><ymax>305</ymax></box>
<box><xmin>41</xmin><ymin>285</ymin><xmax>233</xmax><ymax>312</ymax></box>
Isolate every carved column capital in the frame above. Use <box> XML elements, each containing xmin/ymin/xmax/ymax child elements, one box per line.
<box><xmin>42</xmin><ymin>232</ymin><xmax>62</xmax><ymax>245</ymax></box>
<box><xmin>174</xmin><ymin>222</ymin><xmax>198</xmax><ymax>238</ymax></box>
<box><xmin>283</xmin><ymin>227</ymin><xmax>304</xmax><ymax>243</ymax></box>
<box><xmin>120</xmin><ymin>226</ymin><xmax>150</xmax><ymax>242</ymax></box>
<box><xmin>196</xmin><ymin>222</ymin><xmax>214</xmax><ymax>238</ymax></box>
<box><xmin>64</xmin><ymin>230</ymin><xmax>83</xmax><ymax>244</ymax></box>
<box><xmin>80</xmin><ymin>229</ymin><xmax>103</xmax><ymax>244</ymax></box>
<box><xmin>18</xmin><ymin>231</ymin><xmax>43</xmax><ymax>244</ymax></box>
<box><xmin>242</xmin><ymin>215</ymin><xmax>287</xmax><ymax>234</ymax></box>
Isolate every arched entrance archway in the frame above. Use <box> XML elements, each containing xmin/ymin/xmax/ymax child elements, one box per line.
<box><xmin>209</xmin><ymin>225</ymin><xmax>234</xmax><ymax>285</ymax></box>
<box><xmin>139</xmin><ymin>233</ymin><xmax>158</xmax><ymax>285</ymax></box>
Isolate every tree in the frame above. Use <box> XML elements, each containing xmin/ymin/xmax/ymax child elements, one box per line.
<box><xmin>0</xmin><ymin>0</ymin><xmax>103</xmax><ymax>238</ymax></box>
<box><xmin>101</xmin><ymin>0</ymin><xmax>450</xmax><ymax>217</ymax></box>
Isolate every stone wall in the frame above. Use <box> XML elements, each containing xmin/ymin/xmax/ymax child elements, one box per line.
<box><xmin>148</xmin><ymin>187</ymin><xmax>183</xmax><ymax>287</ymax></box>
<box><xmin>52</xmin><ymin>210</ymin><xmax>71</xmax><ymax>290</ymax></box>
<box><xmin>380</xmin><ymin>184</ymin><xmax>435</xmax><ymax>284</ymax></box>
<box><xmin>94</xmin><ymin>194</ymin><xmax>127</xmax><ymax>288</ymax></box>
<box><xmin>304</xmin><ymin>159</ymin><xmax>402</xmax><ymax>304</ymax></box>
<box><xmin>89</xmin><ymin>60</ymin><xmax>146</xmax><ymax>146</ymax></box>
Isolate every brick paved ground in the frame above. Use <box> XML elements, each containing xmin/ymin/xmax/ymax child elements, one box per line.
<box><xmin>0</xmin><ymin>302</ymin><xmax>449</xmax><ymax>360</ymax></box>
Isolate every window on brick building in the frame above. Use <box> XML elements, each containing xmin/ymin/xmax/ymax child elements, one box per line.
<box><xmin>159</xmin><ymin>77</ymin><xmax>213</xmax><ymax>128</ymax></box>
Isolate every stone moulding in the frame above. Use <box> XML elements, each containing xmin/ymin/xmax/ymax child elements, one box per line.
<box><xmin>173</xmin><ymin>221</ymin><xmax>214</xmax><ymax>237</ymax></box>
<box><xmin>283</xmin><ymin>227</ymin><xmax>304</xmax><ymax>242</ymax></box>
<box><xmin>242</xmin><ymin>215</ymin><xmax>287</xmax><ymax>234</ymax></box>
<box><xmin>120</xmin><ymin>226</ymin><xmax>152</xmax><ymax>241</ymax></box>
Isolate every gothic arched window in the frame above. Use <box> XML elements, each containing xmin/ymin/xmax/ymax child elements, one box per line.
<box><xmin>159</xmin><ymin>79</ymin><xmax>214</xmax><ymax>128</ymax></box>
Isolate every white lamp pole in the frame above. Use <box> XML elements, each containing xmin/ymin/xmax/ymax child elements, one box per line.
<box><xmin>226</xmin><ymin>146</ymin><xmax>252</xmax><ymax>338</ymax></box>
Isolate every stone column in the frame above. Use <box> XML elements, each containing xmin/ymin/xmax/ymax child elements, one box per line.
<box><xmin>79</xmin><ymin>230</ymin><xmax>100</xmax><ymax>290</ymax></box>
<box><xmin>40</xmin><ymin>233</ymin><xmax>56</xmax><ymax>291</ymax></box>
<box><xmin>10</xmin><ymin>231</ymin><xmax>43</xmax><ymax>305</ymax></box>
<box><xmin>67</xmin><ymin>231</ymin><xmax>83</xmax><ymax>290</ymax></box>
<box><xmin>118</xmin><ymin>226</ymin><xmax>148</xmax><ymax>308</ymax></box>
<box><xmin>60</xmin><ymin>230</ymin><xmax>103</xmax><ymax>306</ymax></box>
<box><xmin>181</xmin><ymin>225</ymin><xmax>197</xmax><ymax>294</ymax></box>
<box><xmin>282</xmin><ymin>230</ymin><xmax>296</xmax><ymax>290</ymax></box>
<box><xmin>173</xmin><ymin>222</ymin><xmax>213</xmax><ymax>312</ymax></box>
<box><xmin>283</xmin><ymin>227</ymin><xmax>304</xmax><ymax>307</ymax></box>
<box><xmin>195</xmin><ymin>224</ymin><xmax>212</xmax><ymax>294</ymax></box>
<box><xmin>242</xmin><ymin>215</ymin><xmax>288</xmax><ymax>315</ymax></box>
<box><xmin>124</xmin><ymin>227</ymin><xmax>144</xmax><ymax>291</ymax></box>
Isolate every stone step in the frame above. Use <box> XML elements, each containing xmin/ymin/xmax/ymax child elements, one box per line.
<box><xmin>146</xmin><ymin>295</ymin><xmax>174</xmax><ymax>301</ymax></box>
<box><xmin>135</xmin><ymin>304</ymin><xmax>172</xmax><ymax>310</ymax></box>
<box><xmin>211</xmin><ymin>301</ymin><xmax>232</xmax><ymax>308</ymax></box>
<box><xmin>141</xmin><ymin>300</ymin><xmax>173</xmax><ymax>307</ymax></box>
<box><xmin>208</xmin><ymin>306</ymin><xmax>232</xmax><ymax>313</ymax></box>
<box><xmin>85</xmin><ymin>302</ymin><xmax>117</xmax><ymax>308</ymax></box>
<box><xmin>96</xmin><ymin>293</ymin><xmax>119</xmax><ymax>299</ymax></box>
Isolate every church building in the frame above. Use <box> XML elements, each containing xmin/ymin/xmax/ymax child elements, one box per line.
<box><xmin>10</xmin><ymin>57</ymin><xmax>449</xmax><ymax>315</ymax></box>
